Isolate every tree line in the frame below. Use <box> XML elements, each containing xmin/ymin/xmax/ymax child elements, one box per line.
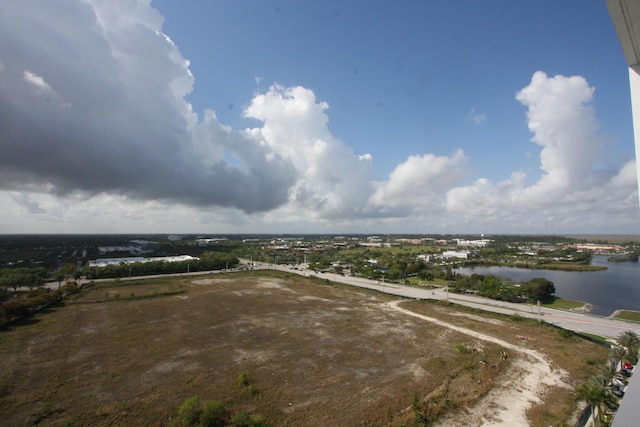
<box><xmin>452</xmin><ymin>274</ymin><xmax>556</xmax><ymax>303</ymax></box>
<box><xmin>0</xmin><ymin>252</ymin><xmax>238</xmax><ymax>327</ymax></box>
<box><xmin>80</xmin><ymin>253</ymin><xmax>238</xmax><ymax>279</ymax></box>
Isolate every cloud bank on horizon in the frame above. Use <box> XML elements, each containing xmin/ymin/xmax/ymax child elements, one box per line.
<box><xmin>0</xmin><ymin>0</ymin><xmax>637</xmax><ymax>234</ymax></box>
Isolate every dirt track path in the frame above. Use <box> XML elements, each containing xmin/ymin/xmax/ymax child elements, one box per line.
<box><xmin>388</xmin><ymin>300</ymin><xmax>568</xmax><ymax>426</ymax></box>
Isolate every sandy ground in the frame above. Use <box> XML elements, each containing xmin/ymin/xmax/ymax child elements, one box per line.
<box><xmin>4</xmin><ymin>275</ymin><xmax>591</xmax><ymax>426</ymax></box>
<box><xmin>388</xmin><ymin>300</ymin><xmax>569</xmax><ymax>426</ymax></box>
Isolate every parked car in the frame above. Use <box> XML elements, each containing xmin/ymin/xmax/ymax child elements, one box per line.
<box><xmin>612</xmin><ymin>378</ymin><xmax>627</xmax><ymax>387</ymax></box>
<box><xmin>612</xmin><ymin>387</ymin><xmax>625</xmax><ymax>398</ymax></box>
<box><xmin>623</xmin><ymin>361</ymin><xmax>633</xmax><ymax>370</ymax></box>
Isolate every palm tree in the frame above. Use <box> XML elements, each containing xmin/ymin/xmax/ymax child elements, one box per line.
<box><xmin>611</xmin><ymin>345</ymin><xmax>628</xmax><ymax>372</ymax></box>
<box><xmin>576</xmin><ymin>383</ymin><xmax>605</xmax><ymax>427</ymax></box>
<box><xmin>599</xmin><ymin>362</ymin><xmax>623</xmax><ymax>387</ymax></box>
<box><xmin>575</xmin><ymin>379</ymin><xmax>617</xmax><ymax>427</ymax></box>
<box><xmin>617</xmin><ymin>331</ymin><xmax>640</xmax><ymax>361</ymax></box>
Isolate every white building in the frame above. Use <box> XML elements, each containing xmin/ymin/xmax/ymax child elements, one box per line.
<box><xmin>455</xmin><ymin>239</ymin><xmax>491</xmax><ymax>247</ymax></box>
<box><xmin>88</xmin><ymin>255</ymin><xmax>196</xmax><ymax>267</ymax></box>
<box><xmin>442</xmin><ymin>250</ymin><xmax>470</xmax><ymax>260</ymax></box>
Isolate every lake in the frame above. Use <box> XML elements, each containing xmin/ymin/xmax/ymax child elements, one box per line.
<box><xmin>454</xmin><ymin>256</ymin><xmax>640</xmax><ymax>317</ymax></box>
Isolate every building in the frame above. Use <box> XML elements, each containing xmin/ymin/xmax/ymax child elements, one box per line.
<box><xmin>608</xmin><ymin>0</ymin><xmax>640</xmax><ymax>209</ymax></box>
<box><xmin>88</xmin><ymin>255</ymin><xmax>196</xmax><ymax>267</ymax></box>
<box><xmin>441</xmin><ymin>250</ymin><xmax>470</xmax><ymax>260</ymax></box>
<box><xmin>604</xmin><ymin>2</ymin><xmax>640</xmax><ymax>426</ymax></box>
<box><xmin>455</xmin><ymin>239</ymin><xmax>491</xmax><ymax>248</ymax></box>
<box><xmin>417</xmin><ymin>254</ymin><xmax>435</xmax><ymax>262</ymax></box>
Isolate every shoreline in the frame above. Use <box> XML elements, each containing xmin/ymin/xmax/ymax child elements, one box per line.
<box><xmin>570</xmin><ymin>302</ymin><xmax>594</xmax><ymax>314</ymax></box>
<box><xmin>609</xmin><ymin>309</ymin><xmax>640</xmax><ymax>321</ymax></box>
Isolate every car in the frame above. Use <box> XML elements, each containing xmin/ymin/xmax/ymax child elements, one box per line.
<box><xmin>612</xmin><ymin>378</ymin><xmax>626</xmax><ymax>387</ymax></box>
<box><xmin>612</xmin><ymin>387</ymin><xmax>625</xmax><ymax>398</ymax></box>
<box><xmin>623</xmin><ymin>361</ymin><xmax>633</xmax><ymax>370</ymax></box>
<box><xmin>621</xmin><ymin>369</ymin><xmax>632</xmax><ymax>377</ymax></box>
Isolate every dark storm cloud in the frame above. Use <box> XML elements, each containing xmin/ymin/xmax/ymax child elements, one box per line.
<box><xmin>0</xmin><ymin>1</ymin><xmax>297</xmax><ymax>213</ymax></box>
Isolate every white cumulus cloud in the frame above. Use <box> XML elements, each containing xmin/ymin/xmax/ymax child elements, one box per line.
<box><xmin>468</xmin><ymin>108</ymin><xmax>486</xmax><ymax>125</ymax></box>
<box><xmin>0</xmin><ymin>0</ymin><xmax>296</xmax><ymax>213</ymax></box>
<box><xmin>0</xmin><ymin>1</ymin><xmax>636</xmax><ymax>234</ymax></box>
<box><xmin>445</xmin><ymin>71</ymin><xmax>638</xmax><ymax>232</ymax></box>
<box><xmin>369</xmin><ymin>150</ymin><xmax>469</xmax><ymax>216</ymax></box>
<box><xmin>244</xmin><ymin>85</ymin><xmax>376</xmax><ymax>219</ymax></box>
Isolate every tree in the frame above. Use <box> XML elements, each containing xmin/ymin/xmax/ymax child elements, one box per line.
<box><xmin>1</xmin><ymin>269</ymin><xmax>29</xmax><ymax>292</ymax></box>
<box><xmin>228</xmin><ymin>411</ymin><xmax>266</xmax><ymax>427</ymax></box>
<box><xmin>617</xmin><ymin>331</ymin><xmax>640</xmax><ymax>361</ymax></box>
<box><xmin>1</xmin><ymin>299</ymin><xmax>29</xmax><ymax>323</ymax></box>
<box><xmin>417</xmin><ymin>269</ymin><xmax>434</xmax><ymax>281</ymax></box>
<box><xmin>576</xmin><ymin>378</ymin><xmax>618</xmax><ymax>427</ymax></box>
<box><xmin>575</xmin><ymin>382</ymin><xmax>606</xmax><ymax>427</ymax></box>
<box><xmin>177</xmin><ymin>396</ymin><xmax>202</xmax><ymax>426</ymax></box>
<box><xmin>521</xmin><ymin>278</ymin><xmax>555</xmax><ymax>303</ymax></box>
<box><xmin>199</xmin><ymin>401</ymin><xmax>228</xmax><ymax>427</ymax></box>
<box><xmin>599</xmin><ymin>361</ymin><xmax>624</xmax><ymax>387</ymax></box>
<box><xmin>611</xmin><ymin>346</ymin><xmax>627</xmax><ymax>372</ymax></box>
<box><xmin>55</xmin><ymin>272</ymin><xmax>65</xmax><ymax>289</ymax></box>
<box><xmin>54</xmin><ymin>263</ymin><xmax>77</xmax><ymax>288</ymax></box>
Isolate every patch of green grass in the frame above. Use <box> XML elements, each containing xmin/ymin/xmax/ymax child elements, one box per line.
<box><xmin>454</xmin><ymin>343</ymin><xmax>471</xmax><ymax>354</ymax></box>
<box><xmin>537</xmin><ymin>263</ymin><xmax>607</xmax><ymax>272</ymax></box>
<box><xmin>577</xmin><ymin>332</ymin><xmax>610</xmax><ymax>347</ymax></box>
<box><xmin>510</xmin><ymin>313</ymin><xmax>525</xmax><ymax>322</ymax></box>
<box><xmin>557</xmin><ymin>328</ymin><xmax>574</xmax><ymax>339</ymax></box>
<box><xmin>613</xmin><ymin>310</ymin><xmax>640</xmax><ymax>323</ymax></box>
<box><xmin>541</xmin><ymin>298</ymin><xmax>585</xmax><ymax>311</ymax></box>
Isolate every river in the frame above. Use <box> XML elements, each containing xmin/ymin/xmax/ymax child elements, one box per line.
<box><xmin>454</xmin><ymin>256</ymin><xmax>640</xmax><ymax>317</ymax></box>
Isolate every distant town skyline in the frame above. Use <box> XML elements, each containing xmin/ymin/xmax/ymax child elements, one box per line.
<box><xmin>0</xmin><ymin>1</ymin><xmax>638</xmax><ymax>234</ymax></box>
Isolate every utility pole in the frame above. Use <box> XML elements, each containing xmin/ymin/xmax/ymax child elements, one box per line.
<box><xmin>537</xmin><ymin>300</ymin><xmax>541</xmax><ymax>323</ymax></box>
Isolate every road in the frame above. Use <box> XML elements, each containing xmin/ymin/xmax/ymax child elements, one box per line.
<box><xmin>254</xmin><ymin>261</ymin><xmax>640</xmax><ymax>341</ymax></box>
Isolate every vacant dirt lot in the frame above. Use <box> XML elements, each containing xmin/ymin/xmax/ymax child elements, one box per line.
<box><xmin>0</xmin><ymin>272</ymin><xmax>607</xmax><ymax>426</ymax></box>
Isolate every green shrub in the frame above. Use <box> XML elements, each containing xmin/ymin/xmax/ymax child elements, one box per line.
<box><xmin>237</xmin><ymin>372</ymin><xmax>250</xmax><ymax>387</ymax></box>
<box><xmin>228</xmin><ymin>411</ymin><xmax>266</xmax><ymax>427</ymax></box>
<box><xmin>237</xmin><ymin>372</ymin><xmax>258</xmax><ymax>396</ymax></box>
<box><xmin>454</xmin><ymin>343</ymin><xmax>471</xmax><ymax>354</ymax></box>
<box><xmin>245</xmin><ymin>383</ymin><xmax>258</xmax><ymax>396</ymax></box>
<box><xmin>178</xmin><ymin>396</ymin><xmax>201</xmax><ymax>426</ymax></box>
<box><xmin>200</xmin><ymin>401</ymin><xmax>227</xmax><ymax>427</ymax></box>
<box><xmin>558</xmin><ymin>328</ymin><xmax>574</xmax><ymax>339</ymax></box>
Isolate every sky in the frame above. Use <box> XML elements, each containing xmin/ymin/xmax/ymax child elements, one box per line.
<box><xmin>0</xmin><ymin>0</ymin><xmax>638</xmax><ymax>235</ymax></box>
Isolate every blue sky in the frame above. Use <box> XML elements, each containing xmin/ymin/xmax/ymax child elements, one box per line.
<box><xmin>0</xmin><ymin>0</ymin><xmax>638</xmax><ymax>234</ymax></box>
<box><xmin>155</xmin><ymin>0</ymin><xmax>633</xmax><ymax>181</ymax></box>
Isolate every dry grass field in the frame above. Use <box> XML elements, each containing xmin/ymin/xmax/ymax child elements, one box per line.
<box><xmin>0</xmin><ymin>271</ymin><xmax>608</xmax><ymax>426</ymax></box>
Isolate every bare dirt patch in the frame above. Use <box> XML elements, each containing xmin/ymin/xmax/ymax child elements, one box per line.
<box><xmin>400</xmin><ymin>299</ymin><xmax>609</xmax><ymax>426</ymax></box>
<box><xmin>0</xmin><ymin>273</ymin><xmax>607</xmax><ymax>426</ymax></box>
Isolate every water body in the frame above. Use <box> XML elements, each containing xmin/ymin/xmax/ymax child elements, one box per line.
<box><xmin>454</xmin><ymin>256</ymin><xmax>640</xmax><ymax>317</ymax></box>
